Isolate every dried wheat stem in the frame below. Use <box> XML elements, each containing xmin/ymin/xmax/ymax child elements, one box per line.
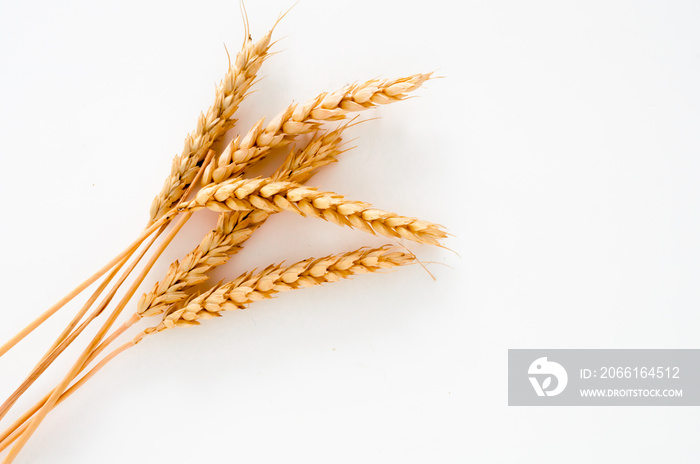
<box><xmin>0</xmin><ymin>149</ymin><xmax>213</xmax><ymax>421</ymax></box>
<box><xmin>155</xmin><ymin>245</ymin><xmax>415</xmax><ymax>330</ymax></box>
<box><xmin>3</xmin><ymin>212</ymin><xmax>192</xmax><ymax>463</ymax></box>
<box><xmin>183</xmin><ymin>177</ymin><xmax>446</xmax><ymax>245</ymax></box>
<box><xmin>0</xmin><ymin>258</ymin><xmax>126</xmax><ymax>366</ymax></box>
<box><xmin>0</xmin><ymin>246</ymin><xmax>135</xmax><ymax>420</ymax></box>
<box><xmin>202</xmin><ymin>73</ymin><xmax>432</xmax><ymax>185</ymax></box>
<box><xmin>136</xmin><ymin>124</ymin><xmax>352</xmax><ymax>318</ymax></box>
<box><xmin>149</xmin><ymin>22</ymin><xmax>279</xmax><ymax>222</ymax></box>
<box><xmin>0</xmin><ymin>207</ymin><xmax>175</xmax><ymax>361</ymax></box>
<box><xmin>0</xmin><ymin>314</ymin><xmax>141</xmax><ymax>451</ymax></box>
<box><xmin>0</xmin><ymin>339</ymin><xmax>135</xmax><ymax>452</ymax></box>
<box><xmin>1</xmin><ymin>147</ymin><xmax>210</xmax><ymax>428</ymax></box>
<box><xmin>0</xmin><ymin>227</ymin><xmax>163</xmax><ymax>423</ymax></box>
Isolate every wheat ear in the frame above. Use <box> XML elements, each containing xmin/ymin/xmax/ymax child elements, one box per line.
<box><xmin>148</xmin><ymin>24</ymin><xmax>278</xmax><ymax>222</ymax></box>
<box><xmin>202</xmin><ymin>73</ymin><xmax>432</xmax><ymax>185</ymax></box>
<box><xmin>183</xmin><ymin>177</ymin><xmax>446</xmax><ymax>245</ymax></box>
<box><xmin>137</xmin><ymin>124</ymin><xmax>351</xmax><ymax>318</ymax></box>
<box><xmin>155</xmin><ymin>245</ymin><xmax>415</xmax><ymax>330</ymax></box>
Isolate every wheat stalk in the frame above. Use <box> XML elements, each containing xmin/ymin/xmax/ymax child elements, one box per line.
<box><xmin>0</xmin><ymin>6</ymin><xmax>446</xmax><ymax>460</ymax></box>
<box><xmin>182</xmin><ymin>177</ymin><xmax>446</xmax><ymax>245</ymax></box>
<box><xmin>137</xmin><ymin>124</ymin><xmax>351</xmax><ymax>318</ymax></box>
<box><xmin>202</xmin><ymin>73</ymin><xmax>432</xmax><ymax>185</ymax></box>
<box><xmin>148</xmin><ymin>23</ymin><xmax>278</xmax><ymax>222</ymax></box>
<box><xmin>154</xmin><ymin>245</ymin><xmax>415</xmax><ymax>330</ymax></box>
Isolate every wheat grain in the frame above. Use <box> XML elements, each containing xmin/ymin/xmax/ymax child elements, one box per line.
<box><xmin>202</xmin><ymin>73</ymin><xmax>432</xmax><ymax>185</ymax></box>
<box><xmin>136</xmin><ymin>211</ymin><xmax>270</xmax><ymax>317</ymax></box>
<box><xmin>150</xmin><ymin>73</ymin><xmax>432</xmax><ymax>316</ymax></box>
<box><xmin>138</xmin><ymin>71</ymin><xmax>432</xmax><ymax>318</ymax></box>
<box><xmin>183</xmin><ymin>177</ymin><xmax>446</xmax><ymax>245</ymax></box>
<box><xmin>154</xmin><ymin>245</ymin><xmax>415</xmax><ymax>330</ymax></box>
<box><xmin>272</xmin><ymin>125</ymin><xmax>350</xmax><ymax>184</ymax></box>
<box><xmin>137</xmin><ymin>125</ymin><xmax>351</xmax><ymax>318</ymax></box>
<box><xmin>148</xmin><ymin>25</ymin><xmax>277</xmax><ymax>222</ymax></box>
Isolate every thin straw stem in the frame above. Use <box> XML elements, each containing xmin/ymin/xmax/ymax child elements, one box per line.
<box><xmin>0</xmin><ymin>149</ymin><xmax>213</xmax><ymax>424</ymax></box>
<box><xmin>0</xmin><ymin>211</ymin><xmax>174</xmax><ymax>359</ymax></box>
<box><xmin>85</xmin><ymin>314</ymin><xmax>139</xmax><ymax>368</ymax></box>
<box><xmin>0</xmin><ymin>227</ymin><xmax>163</xmax><ymax>422</ymax></box>
<box><xmin>0</xmin><ymin>315</ymin><xmax>141</xmax><ymax>451</ymax></box>
<box><xmin>38</xmin><ymin>256</ymin><xmax>128</xmax><ymax>362</ymax></box>
<box><xmin>0</xmin><ymin>254</ymin><xmax>131</xmax><ymax>415</ymax></box>
<box><xmin>2</xmin><ymin>211</ymin><xmax>192</xmax><ymax>463</ymax></box>
<box><xmin>0</xmin><ymin>338</ymin><xmax>137</xmax><ymax>453</ymax></box>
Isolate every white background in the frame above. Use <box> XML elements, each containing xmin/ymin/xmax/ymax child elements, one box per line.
<box><xmin>1</xmin><ymin>1</ymin><xmax>699</xmax><ymax>462</ymax></box>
